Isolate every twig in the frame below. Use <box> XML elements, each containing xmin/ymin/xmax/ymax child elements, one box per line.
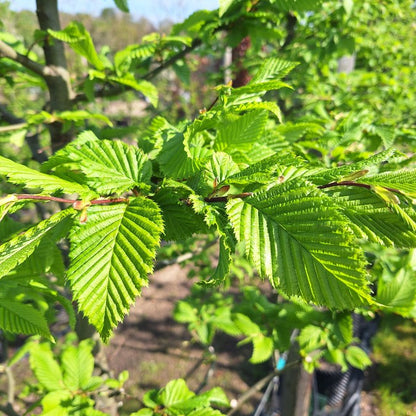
<box><xmin>318</xmin><ymin>180</ymin><xmax>400</xmax><ymax>194</ymax></box>
<box><xmin>0</xmin><ymin>39</ymin><xmax>47</xmax><ymax>78</ymax></box>
<box><xmin>226</xmin><ymin>359</ymin><xmax>301</xmax><ymax>416</ymax></box>
<box><xmin>0</xmin><ymin>123</ymin><xmax>27</xmax><ymax>133</ymax></box>
<box><xmin>16</xmin><ymin>194</ymin><xmax>129</xmax><ymax>206</ymax></box>
<box><xmin>71</xmin><ymin>38</ymin><xmax>203</xmax><ymax>104</ymax></box>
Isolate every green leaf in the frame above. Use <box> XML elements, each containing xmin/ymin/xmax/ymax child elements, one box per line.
<box><xmin>345</xmin><ymin>345</ymin><xmax>372</xmax><ymax>370</ymax></box>
<box><xmin>61</xmin><ymin>340</ymin><xmax>95</xmax><ymax>391</ymax></box>
<box><xmin>114</xmin><ymin>0</ymin><xmax>129</xmax><ymax>12</ymax></box>
<box><xmin>29</xmin><ymin>343</ymin><xmax>64</xmax><ymax>391</ymax></box>
<box><xmin>153</xmin><ymin>180</ymin><xmax>206</xmax><ymax>241</ymax></box>
<box><xmin>0</xmin><ymin>209</ymin><xmax>75</xmax><ymax>279</ymax></box>
<box><xmin>0</xmin><ymin>156</ymin><xmax>94</xmax><ymax>197</ymax></box>
<box><xmin>44</xmin><ymin>136</ymin><xmax>152</xmax><ymax>195</ymax></box>
<box><xmin>48</xmin><ymin>22</ymin><xmax>106</xmax><ymax>70</ymax></box>
<box><xmin>227</xmin><ymin>179</ymin><xmax>371</xmax><ymax>309</ymax></box>
<box><xmin>219</xmin><ymin>0</ymin><xmax>236</xmax><ymax>17</ymax></box>
<box><xmin>0</xmin><ymin>298</ymin><xmax>51</xmax><ymax>339</ymax></box>
<box><xmin>67</xmin><ymin>198</ymin><xmax>163</xmax><ymax>341</ymax></box>
<box><xmin>251</xmin><ymin>335</ymin><xmax>274</xmax><ymax>364</ymax></box>
<box><xmin>204</xmin><ymin>152</ymin><xmax>240</xmax><ymax>188</ymax></box>
<box><xmin>215</xmin><ymin>111</ymin><xmax>268</xmax><ymax>152</ymax></box>
<box><xmin>158</xmin><ymin>130</ymin><xmax>212</xmax><ymax>179</ymax></box>
<box><xmin>376</xmin><ymin>269</ymin><xmax>416</xmax><ymax>312</ymax></box>
<box><xmin>161</xmin><ymin>379</ymin><xmax>194</xmax><ymax>407</ymax></box>
<box><xmin>330</xmin><ymin>187</ymin><xmax>416</xmax><ymax>247</ymax></box>
<box><xmin>251</xmin><ymin>58</ymin><xmax>298</xmax><ymax>83</ymax></box>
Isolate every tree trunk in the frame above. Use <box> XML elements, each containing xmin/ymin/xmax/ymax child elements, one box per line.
<box><xmin>36</xmin><ymin>0</ymin><xmax>74</xmax><ymax>151</ymax></box>
<box><xmin>280</xmin><ymin>344</ymin><xmax>313</xmax><ymax>416</ymax></box>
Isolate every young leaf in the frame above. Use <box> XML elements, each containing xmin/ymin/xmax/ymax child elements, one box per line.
<box><xmin>0</xmin><ymin>209</ymin><xmax>75</xmax><ymax>279</ymax></box>
<box><xmin>46</xmin><ymin>138</ymin><xmax>152</xmax><ymax>195</ymax></box>
<box><xmin>345</xmin><ymin>345</ymin><xmax>372</xmax><ymax>370</ymax></box>
<box><xmin>67</xmin><ymin>198</ymin><xmax>163</xmax><ymax>341</ymax></box>
<box><xmin>0</xmin><ymin>298</ymin><xmax>51</xmax><ymax>339</ymax></box>
<box><xmin>0</xmin><ymin>156</ymin><xmax>94</xmax><ymax>197</ymax></box>
<box><xmin>61</xmin><ymin>340</ymin><xmax>95</xmax><ymax>391</ymax></box>
<box><xmin>48</xmin><ymin>22</ymin><xmax>106</xmax><ymax>70</ymax></box>
<box><xmin>114</xmin><ymin>0</ymin><xmax>129</xmax><ymax>12</ymax></box>
<box><xmin>227</xmin><ymin>179</ymin><xmax>371</xmax><ymax>309</ymax></box>
<box><xmin>215</xmin><ymin>111</ymin><xmax>268</xmax><ymax>152</ymax></box>
<box><xmin>29</xmin><ymin>343</ymin><xmax>64</xmax><ymax>392</ymax></box>
<box><xmin>330</xmin><ymin>187</ymin><xmax>416</xmax><ymax>247</ymax></box>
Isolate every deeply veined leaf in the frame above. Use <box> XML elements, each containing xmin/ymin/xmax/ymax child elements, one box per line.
<box><xmin>361</xmin><ymin>169</ymin><xmax>416</xmax><ymax>197</ymax></box>
<box><xmin>0</xmin><ymin>209</ymin><xmax>75</xmax><ymax>279</ymax></box>
<box><xmin>215</xmin><ymin>111</ymin><xmax>268</xmax><ymax>152</ymax></box>
<box><xmin>61</xmin><ymin>340</ymin><xmax>95</xmax><ymax>391</ymax></box>
<box><xmin>48</xmin><ymin>22</ymin><xmax>106</xmax><ymax>70</ymax></box>
<box><xmin>230</xmin><ymin>80</ymin><xmax>291</xmax><ymax>97</ymax></box>
<box><xmin>273</xmin><ymin>0</ymin><xmax>323</xmax><ymax>12</ymax></box>
<box><xmin>204</xmin><ymin>152</ymin><xmax>240</xmax><ymax>188</ymax></box>
<box><xmin>251</xmin><ymin>58</ymin><xmax>299</xmax><ymax>83</ymax></box>
<box><xmin>0</xmin><ymin>156</ymin><xmax>94</xmax><ymax>197</ymax></box>
<box><xmin>329</xmin><ymin>187</ymin><xmax>416</xmax><ymax>247</ymax></box>
<box><xmin>29</xmin><ymin>343</ymin><xmax>64</xmax><ymax>391</ymax></box>
<box><xmin>67</xmin><ymin>198</ymin><xmax>163</xmax><ymax>341</ymax></box>
<box><xmin>229</xmin><ymin>101</ymin><xmax>283</xmax><ymax>122</ymax></box>
<box><xmin>158</xmin><ymin>131</ymin><xmax>212</xmax><ymax>179</ymax></box>
<box><xmin>310</xmin><ymin>148</ymin><xmax>398</xmax><ymax>185</ymax></box>
<box><xmin>0</xmin><ymin>298</ymin><xmax>51</xmax><ymax>339</ymax></box>
<box><xmin>227</xmin><ymin>179</ymin><xmax>371</xmax><ymax>309</ymax></box>
<box><xmin>114</xmin><ymin>43</ymin><xmax>157</xmax><ymax>72</ymax></box>
<box><xmin>47</xmin><ymin>138</ymin><xmax>152</xmax><ymax>195</ymax></box>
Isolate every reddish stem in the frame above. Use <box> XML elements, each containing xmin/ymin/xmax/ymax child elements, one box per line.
<box><xmin>318</xmin><ymin>181</ymin><xmax>400</xmax><ymax>194</ymax></box>
<box><xmin>16</xmin><ymin>194</ymin><xmax>129</xmax><ymax>205</ymax></box>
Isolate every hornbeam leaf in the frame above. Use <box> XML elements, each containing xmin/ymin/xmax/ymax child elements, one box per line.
<box><xmin>0</xmin><ymin>209</ymin><xmax>75</xmax><ymax>279</ymax></box>
<box><xmin>0</xmin><ymin>156</ymin><xmax>94</xmax><ymax>197</ymax></box>
<box><xmin>0</xmin><ymin>298</ymin><xmax>51</xmax><ymax>339</ymax></box>
<box><xmin>67</xmin><ymin>197</ymin><xmax>163</xmax><ymax>341</ymax></box>
<box><xmin>227</xmin><ymin>179</ymin><xmax>371</xmax><ymax>309</ymax></box>
<box><xmin>329</xmin><ymin>187</ymin><xmax>416</xmax><ymax>247</ymax></box>
<box><xmin>47</xmin><ymin>138</ymin><xmax>152</xmax><ymax>195</ymax></box>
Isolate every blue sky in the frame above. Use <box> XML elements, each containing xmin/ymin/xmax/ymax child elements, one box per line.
<box><xmin>8</xmin><ymin>0</ymin><xmax>218</xmax><ymax>23</ymax></box>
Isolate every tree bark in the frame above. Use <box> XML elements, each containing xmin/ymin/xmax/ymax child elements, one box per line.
<box><xmin>280</xmin><ymin>344</ymin><xmax>313</xmax><ymax>416</ymax></box>
<box><xmin>36</xmin><ymin>0</ymin><xmax>74</xmax><ymax>151</ymax></box>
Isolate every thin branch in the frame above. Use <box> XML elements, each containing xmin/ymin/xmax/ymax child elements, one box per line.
<box><xmin>204</xmin><ymin>192</ymin><xmax>252</xmax><ymax>203</ymax></box>
<box><xmin>227</xmin><ymin>360</ymin><xmax>301</xmax><ymax>416</ymax></box>
<box><xmin>318</xmin><ymin>180</ymin><xmax>400</xmax><ymax>194</ymax></box>
<box><xmin>143</xmin><ymin>38</ymin><xmax>202</xmax><ymax>81</ymax></box>
<box><xmin>71</xmin><ymin>38</ymin><xmax>203</xmax><ymax>104</ymax></box>
<box><xmin>0</xmin><ymin>39</ymin><xmax>47</xmax><ymax>78</ymax></box>
<box><xmin>16</xmin><ymin>194</ymin><xmax>129</xmax><ymax>206</ymax></box>
<box><xmin>0</xmin><ymin>123</ymin><xmax>27</xmax><ymax>133</ymax></box>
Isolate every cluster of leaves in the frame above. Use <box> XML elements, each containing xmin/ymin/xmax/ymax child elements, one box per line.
<box><xmin>9</xmin><ymin>334</ymin><xmax>127</xmax><ymax>415</ymax></box>
<box><xmin>174</xmin><ymin>285</ymin><xmax>372</xmax><ymax>372</ymax></box>
<box><xmin>1</xmin><ymin>57</ymin><xmax>416</xmax><ymax>345</ymax></box>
